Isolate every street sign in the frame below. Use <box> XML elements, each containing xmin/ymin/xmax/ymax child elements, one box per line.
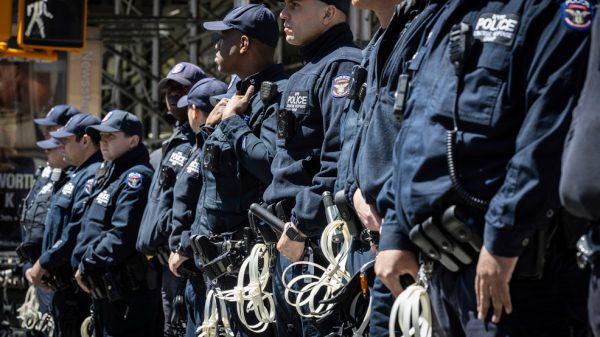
<box><xmin>17</xmin><ymin>0</ymin><xmax>87</xmax><ymax>52</ymax></box>
<box><xmin>0</xmin><ymin>1</ymin><xmax>13</xmax><ymax>42</ymax></box>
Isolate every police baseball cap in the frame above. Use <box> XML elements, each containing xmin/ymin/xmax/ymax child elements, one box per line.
<box><xmin>278</xmin><ymin>0</ymin><xmax>350</xmax><ymax>14</ymax></box>
<box><xmin>203</xmin><ymin>4</ymin><xmax>279</xmax><ymax>48</ymax></box>
<box><xmin>36</xmin><ymin>137</ymin><xmax>62</xmax><ymax>150</ymax></box>
<box><xmin>177</xmin><ymin>78</ymin><xmax>229</xmax><ymax>112</ymax></box>
<box><xmin>34</xmin><ymin>105</ymin><xmax>81</xmax><ymax>126</ymax></box>
<box><xmin>50</xmin><ymin>113</ymin><xmax>102</xmax><ymax>139</ymax></box>
<box><xmin>86</xmin><ymin>110</ymin><xmax>143</xmax><ymax>137</ymax></box>
<box><xmin>158</xmin><ymin>62</ymin><xmax>206</xmax><ymax>90</ymax></box>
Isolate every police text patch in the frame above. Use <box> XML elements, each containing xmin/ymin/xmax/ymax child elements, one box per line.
<box><xmin>96</xmin><ymin>190</ymin><xmax>111</xmax><ymax>206</ymax></box>
<box><xmin>39</xmin><ymin>183</ymin><xmax>53</xmax><ymax>195</ymax></box>
<box><xmin>286</xmin><ymin>91</ymin><xmax>309</xmax><ymax>113</ymax></box>
<box><xmin>561</xmin><ymin>0</ymin><xmax>594</xmax><ymax>31</ymax></box>
<box><xmin>126</xmin><ymin>172</ymin><xmax>143</xmax><ymax>189</ymax></box>
<box><xmin>61</xmin><ymin>182</ymin><xmax>74</xmax><ymax>196</ymax></box>
<box><xmin>474</xmin><ymin>13</ymin><xmax>520</xmax><ymax>46</ymax></box>
<box><xmin>168</xmin><ymin>151</ymin><xmax>188</xmax><ymax>167</ymax></box>
<box><xmin>332</xmin><ymin>75</ymin><xmax>351</xmax><ymax>98</ymax></box>
<box><xmin>186</xmin><ymin>159</ymin><xmax>200</xmax><ymax>176</ymax></box>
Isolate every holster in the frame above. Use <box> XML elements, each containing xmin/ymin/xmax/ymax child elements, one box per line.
<box><xmin>45</xmin><ymin>264</ymin><xmax>76</xmax><ymax>292</ymax></box>
<box><xmin>190</xmin><ymin>233</ymin><xmax>252</xmax><ymax>280</ymax></box>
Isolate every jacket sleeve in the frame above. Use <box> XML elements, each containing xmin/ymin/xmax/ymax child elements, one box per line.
<box><xmin>483</xmin><ymin>6</ymin><xmax>592</xmax><ymax>257</ymax></box>
<box><xmin>219</xmin><ymin>97</ymin><xmax>280</xmax><ymax>185</ymax></box>
<box><xmin>168</xmin><ymin>164</ymin><xmax>202</xmax><ymax>254</ymax></box>
<box><xmin>81</xmin><ymin>171</ymin><xmax>151</xmax><ymax>273</ymax></box>
<box><xmin>560</xmin><ymin>11</ymin><xmax>600</xmax><ymax>220</ymax></box>
<box><xmin>292</xmin><ymin>59</ymin><xmax>358</xmax><ymax>236</ymax></box>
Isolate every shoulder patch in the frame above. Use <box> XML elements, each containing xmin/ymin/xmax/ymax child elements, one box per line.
<box><xmin>168</xmin><ymin>151</ymin><xmax>188</xmax><ymax>167</ymax></box>
<box><xmin>474</xmin><ymin>13</ymin><xmax>520</xmax><ymax>46</ymax></box>
<box><xmin>561</xmin><ymin>0</ymin><xmax>594</xmax><ymax>31</ymax></box>
<box><xmin>61</xmin><ymin>182</ymin><xmax>75</xmax><ymax>196</ymax></box>
<box><xmin>126</xmin><ymin>172</ymin><xmax>143</xmax><ymax>189</ymax></box>
<box><xmin>84</xmin><ymin>178</ymin><xmax>94</xmax><ymax>195</ymax></box>
<box><xmin>332</xmin><ymin>75</ymin><xmax>351</xmax><ymax>98</ymax></box>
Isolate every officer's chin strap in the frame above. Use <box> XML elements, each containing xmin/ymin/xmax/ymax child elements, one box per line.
<box><xmin>16</xmin><ymin>285</ymin><xmax>55</xmax><ymax>337</ymax></box>
<box><xmin>282</xmin><ymin>219</ymin><xmax>352</xmax><ymax>318</ymax></box>
<box><xmin>389</xmin><ymin>262</ymin><xmax>433</xmax><ymax>337</ymax></box>
<box><xmin>214</xmin><ymin>243</ymin><xmax>276</xmax><ymax>333</ymax></box>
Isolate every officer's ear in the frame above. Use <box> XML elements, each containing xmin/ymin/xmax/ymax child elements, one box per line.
<box><xmin>239</xmin><ymin>34</ymin><xmax>250</xmax><ymax>54</ymax></box>
<box><xmin>129</xmin><ymin>134</ymin><xmax>140</xmax><ymax>148</ymax></box>
<box><xmin>322</xmin><ymin>5</ymin><xmax>336</xmax><ymax>25</ymax></box>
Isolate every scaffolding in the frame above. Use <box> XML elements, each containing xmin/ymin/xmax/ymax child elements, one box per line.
<box><xmin>88</xmin><ymin>0</ymin><xmax>374</xmax><ymax>148</ymax></box>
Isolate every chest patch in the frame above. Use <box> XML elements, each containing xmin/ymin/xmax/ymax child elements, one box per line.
<box><xmin>39</xmin><ymin>183</ymin><xmax>53</xmax><ymax>195</ymax></box>
<box><xmin>473</xmin><ymin>13</ymin><xmax>520</xmax><ymax>46</ymax></box>
<box><xmin>84</xmin><ymin>178</ymin><xmax>94</xmax><ymax>195</ymax></box>
<box><xmin>332</xmin><ymin>75</ymin><xmax>351</xmax><ymax>98</ymax></box>
<box><xmin>61</xmin><ymin>182</ymin><xmax>74</xmax><ymax>196</ymax></box>
<box><xmin>286</xmin><ymin>91</ymin><xmax>309</xmax><ymax>113</ymax></box>
<box><xmin>168</xmin><ymin>151</ymin><xmax>188</xmax><ymax>167</ymax></box>
<box><xmin>95</xmin><ymin>190</ymin><xmax>111</xmax><ymax>206</ymax></box>
<box><xmin>561</xmin><ymin>0</ymin><xmax>594</xmax><ymax>31</ymax></box>
<box><xmin>186</xmin><ymin>159</ymin><xmax>200</xmax><ymax>176</ymax></box>
<box><xmin>126</xmin><ymin>172</ymin><xmax>143</xmax><ymax>189</ymax></box>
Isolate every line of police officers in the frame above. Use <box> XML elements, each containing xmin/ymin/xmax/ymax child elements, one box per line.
<box><xmin>15</xmin><ymin>0</ymin><xmax>600</xmax><ymax>336</ymax></box>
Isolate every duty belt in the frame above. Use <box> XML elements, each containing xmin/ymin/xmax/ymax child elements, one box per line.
<box><xmin>44</xmin><ymin>264</ymin><xmax>76</xmax><ymax>292</ymax></box>
<box><xmin>85</xmin><ymin>254</ymin><xmax>158</xmax><ymax>302</ymax></box>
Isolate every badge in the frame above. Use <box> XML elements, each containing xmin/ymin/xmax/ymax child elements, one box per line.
<box><xmin>126</xmin><ymin>172</ymin><xmax>143</xmax><ymax>189</ymax></box>
<box><xmin>171</xmin><ymin>63</ymin><xmax>185</xmax><ymax>74</ymax></box>
<box><xmin>285</xmin><ymin>91</ymin><xmax>309</xmax><ymax>113</ymax></box>
<box><xmin>84</xmin><ymin>178</ymin><xmax>94</xmax><ymax>194</ymax></box>
<box><xmin>168</xmin><ymin>151</ymin><xmax>188</xmax><ymax>167</ymax></box>
<box><xmin>96</xmin><ymin>190</ymin><xmax>111</xmax><ymax>206</ymax></box>
<box><xmin>561</xmin><ymin>0</ymin><xmax>594</xmax><ymax>31</ymax></box>
<box><xmin>61</xmin><ymin>182</ymin><xmax>74</xmax><ymax>196</ymax></box>
<box><xmin>474</xmin><ymin>13</ymin><xmax>520</xmax><ymax>46</ymax></box>
<box><xmin>102</xmin><ymin>111</ymin><xmax>113</xmax><ymax>122</ymax></box>
<box><xmin>332</xmin><ymin>75</ymin><xmax>351</xmax><ymax>97</ymax></box>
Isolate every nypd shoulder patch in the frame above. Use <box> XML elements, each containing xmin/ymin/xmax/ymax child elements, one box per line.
<box><xmin>84</xmin><ymin>178</ymin><xmax>94</xmax><ymax>195</ymax></box>
<box><xmin>332</xmin><ymin>75</ymin><xmax>351</xmax><ymax>98</ymax></box>
<box><xmin>561</xmin><ymin>0</ymin><xmax>595</xmax><ymax>31</ymax></box>
<box><xmin>126</xmin><ymin>172</ymin><xmax>143</xmax><ymax>189</ymax></box>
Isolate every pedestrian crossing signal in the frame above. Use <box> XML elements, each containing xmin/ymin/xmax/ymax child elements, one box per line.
<box><xmin>17</xmin><ymin>0</ymin><xmax>87</xmax><ymax>52</ymax></box>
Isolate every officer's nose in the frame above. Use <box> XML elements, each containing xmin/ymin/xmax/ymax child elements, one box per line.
<box><xmin>280</xmin><ymin>6</ymin><xmax>289</xmax><ymax>20</ymax></box>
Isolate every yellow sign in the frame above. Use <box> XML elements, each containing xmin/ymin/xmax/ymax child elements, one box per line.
<box><xmin>17</xmin><ymin>0</ymin><xmax>87</xmax><ymax>52</ymax></box>
<box><xmin>0</xmin><ymin>1</ymin><xmax>12</xmax><ymax>42</ymax></box>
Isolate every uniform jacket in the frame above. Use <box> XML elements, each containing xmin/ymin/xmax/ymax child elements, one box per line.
<box><xmin>381</xmin><ymin>0</ymin><xmax>594</xmax><ymax>257</ymax></box>
<box><xmin>263</xmin><ymin>23</ymin><xmax>362</xmax><ymax>236</ymax></box>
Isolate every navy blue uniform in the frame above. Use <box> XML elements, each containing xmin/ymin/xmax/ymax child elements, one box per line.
<box><xmin>18</xmin><ymin>166</ymin><xmax>53</xmax><ymax>268</ymax></box>
<box><xmin>137</xmin><ymin>122</ymin><xmax>195</xmax><ymax>255</ymax></box>
<box><xmin>379</xmin><ymin>1</ymin><xmax>594</xmax><ymax>336</ymax></box>
<box><xmin>74</xmin><ymin>144</ymin><xmax>162</xmax><ymax>337</ymax></box>
<box><xmin>560</xmin><ymin>5</ymin><xmax>600</xmax><ymax>336</ymax></box>
<box><xmin>38</xmin><ymin>152</ymin><xmax>101</xmax><ymax>337</ymax></box>
<box><xmin>263</xmin><ymin>23</ymin><xmax>361</xmax><ymax>337</ymax></box>
<box><xmin>168</xmin><ymin>133</ymin><xmax>206</xmax><ymax>337</ymax></box>
<box><xmin>193</xmin><ymin>63</ymin><xmax>287</xmax><ymax>337</ymax></box>
<box><xmin>136</xmin><ymin>121</ymin><xmax>195</xmax><ymax>335</ymax></box>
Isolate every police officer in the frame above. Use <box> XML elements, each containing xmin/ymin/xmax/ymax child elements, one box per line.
<box><xmin>262</xmin><ymin>0</ymin><xmax>361</xmax><ymax>335</ymax></box>
<box><xmin>136</xmin><ymin>62</ymin><xmax>205</xmax><ymax>334</ymax></box>
<box><xmin>190</xmin><ymin>4</ymin><xmax>288</xmax><ymax>336</ymax></box>
<box><xmin>27</xmin><ymin>114</ymin><xmax>103</xmax><ymax>337</ymax></box>
<box><xmin>19</xmin><ymin>105</ymin><xmax>81</xmax><ymax>274</ymax></box>
<box><xmin>375</xmin><ymin>1</ymin><xmax>594</xmax><ymax>336</ymax></box>
<box><xmin>167</xmin><ymin>78</ymin><xmax>228</xmax><ymax>337</ymax></box>
<box><xmin>560</xmin><ymin>5</ymin><xmax>600</xmax><ymax>336</ymax></box>
<box><xmin>334</xmin><ymin>1</ymin><xmax>441</xmax><ymax>335</ymax></box>
<box><xmin>73</xmin><ymin>110</ymin><xmax>160</xmax><ymax>337</ymax></box>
